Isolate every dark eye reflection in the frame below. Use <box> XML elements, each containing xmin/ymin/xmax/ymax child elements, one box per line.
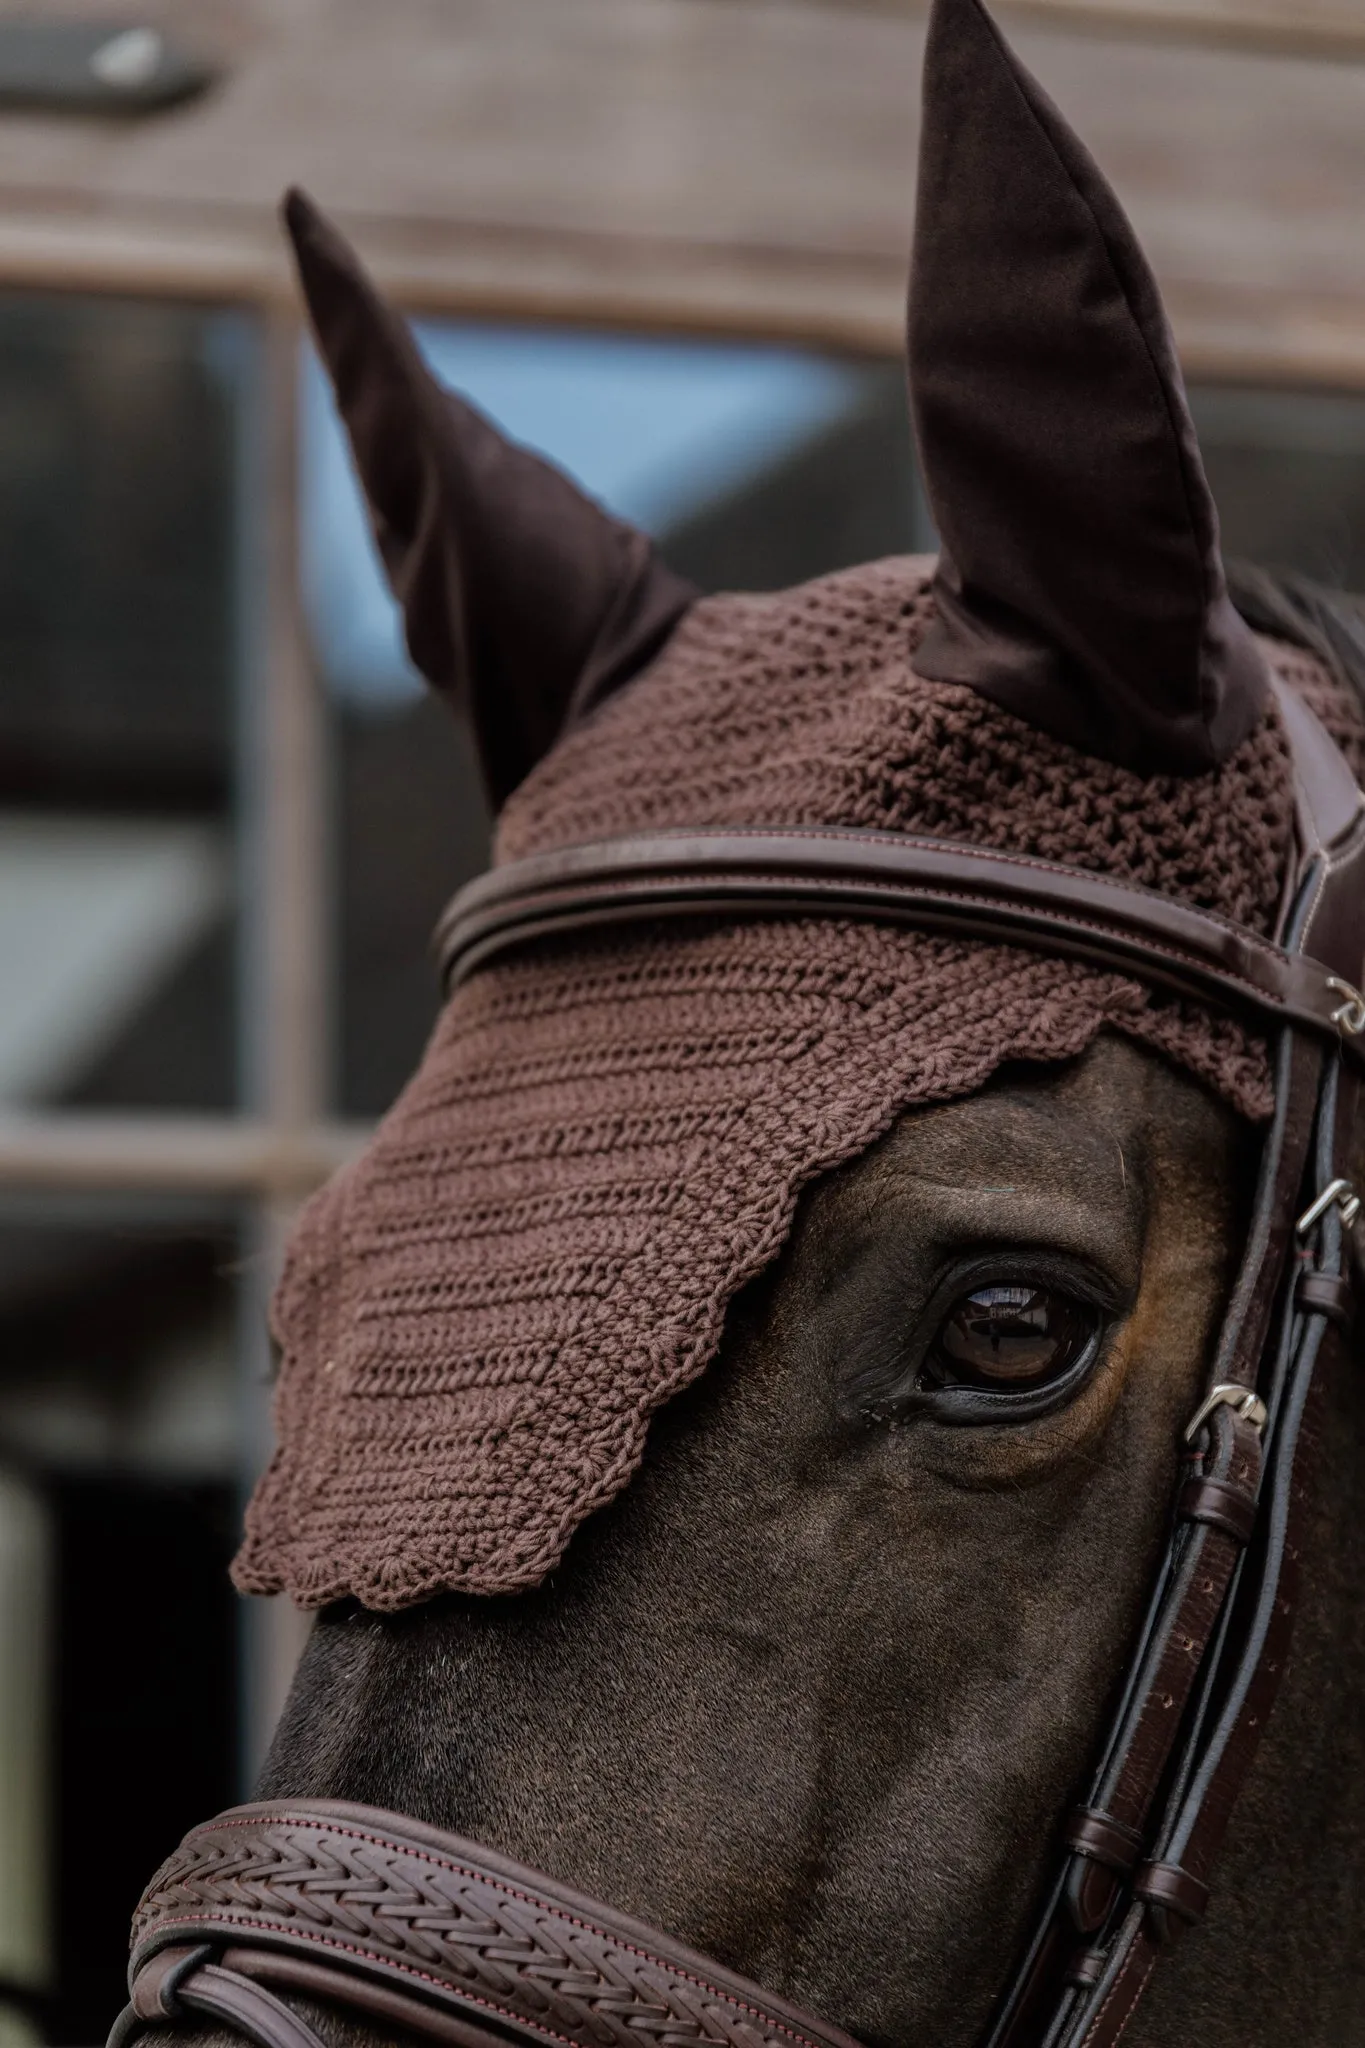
<box><xmin>920</xmin><ymin>1282</ymin><xmax>1098</xmax><ymax>1392</ymax></box>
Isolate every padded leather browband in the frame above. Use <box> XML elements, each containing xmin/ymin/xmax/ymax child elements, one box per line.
<box><xmin>436</xmin><ymin>823</ymin><xmax>1365</xmax><ymax>1052</ymax></box>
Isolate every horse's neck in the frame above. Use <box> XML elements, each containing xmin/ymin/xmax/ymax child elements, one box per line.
<box><xmin>1129</xmin><ymin>1332</ymin><xmax>1365</xmax><ymax>2047</ymax></box>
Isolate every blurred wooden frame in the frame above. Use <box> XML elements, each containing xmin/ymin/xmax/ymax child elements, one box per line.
<box><xmin>0</xmin><ymin>0</ymin><xmax>1359</xmax><ymax>383</ymax></box>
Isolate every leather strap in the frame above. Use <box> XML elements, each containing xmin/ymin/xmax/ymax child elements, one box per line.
<box><xmin>985</xmin><ymin>700</ymin><xmax>1365</xmax><ymax>2046</ymax></box>
<box><xmin>1063</xmin><ymin>1811</ymin><xmax>1144</xmax><ymax>1879</ymax></box>
<box><xmin>1045</xmin><ymin>773</ymin><xmax>1365</xmax><ymax>2046</ymax></box>
<box><xmin>1296</xmin><ymin>1268</ymin><xmax>1353</xmax><ymax>1327</ymax></box>
<box><xmin>984</xmin><ymin>1023</ymin><xmax>1323</xmax><ymax>2047</ymax></box>
<box><xmin>1062</xmin><ymin>1058</ymin><xmax>1359</xmax><ymax>2046</ymax></box>
<box><xmin>116</xmin><ymin>1802</ymin><xmax>864</xmax><ymax>2048</ymax></box>
<box><xmin>1176</xmin><ymin>1474</ymin><xmax>1259</xmax><ymax>1547</ymax></box>
<box><xmin>434</xmin><ymin>825</ymin><xmax>1365</xmax><ymax>1056</ymax></box>
<box><xmin>1131</xmin><ymin>1862</ymin><xmax>1210</xmax><ymax>1930</ymax></box>
<box><xmin>109</xmin><ymin>1943</ymin><xmax>332</xmax><ymax>2048</ymax></box>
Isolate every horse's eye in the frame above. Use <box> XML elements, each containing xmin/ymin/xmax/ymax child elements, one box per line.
<box><xmin>924</xmin><ymin>1283</ymin><xmax>1098</xmax><ymax>1390</ymax></box>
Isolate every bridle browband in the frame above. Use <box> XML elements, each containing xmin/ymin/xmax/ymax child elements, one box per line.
<box><xmin>118</xmin><ymin>686</ymin><xmax>1365</xmax><ymax>2048</ymax></box>
<box><xmin>433</xmin><ymin>822</ymin><xmax>1364</xmax><ymax>1038</ymax></box>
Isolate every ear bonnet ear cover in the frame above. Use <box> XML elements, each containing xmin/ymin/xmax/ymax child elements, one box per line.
<box><xmin>232</xmin><ymin>5</ymin><xmax>1347</xmax><ymax>1613</ymax></box>
<box><xmin>233</xmin><ymin>562</ymin><xmax>1331</xmax><ymax>1613</ymax></box>
<box><xmin>285</xmin><ymin>190</ymin><xmax>696</xmax><ymax>806</ymax></box>
<box><xmin>908</xmin><ymin>0</ymin><xmax>1270</xmax><ymax>774</ymax></box>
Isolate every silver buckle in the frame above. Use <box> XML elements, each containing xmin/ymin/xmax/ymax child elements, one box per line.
<box><xmin>1184</xmin><ymin>1383</ymin><xmax>1268</xmax><ymax>1445</ymax></box>
<box><xmin>1327</xmin><ymin>976</ymin><xmax>1365</xmax><ymax>1037</ymax></box>
<box><xmin>1296</xmin><ymin>1177</ymin><xmax>1360</xmax><ymax>1236</ymax></box>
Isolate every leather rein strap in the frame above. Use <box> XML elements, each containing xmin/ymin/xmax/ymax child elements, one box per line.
<box><xmin>117</xmin><ymin>689</ymin><xmax>1365</xmax><ymax>2048</ymax></box>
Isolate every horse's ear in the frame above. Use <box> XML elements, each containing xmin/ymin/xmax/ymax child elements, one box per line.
<box><xmin>282</xmin><ymin>190</ymin><xmax>697</xmax><ymax>808</ymax></box>
<box><xmin>907</xmin><ymin>0</ymin><xmax>1270</xmax><ymax>774</ymax></box>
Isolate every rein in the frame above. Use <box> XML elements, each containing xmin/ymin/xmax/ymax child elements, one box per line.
<box><xmin>118</xmin><ymin>686</ymin><xmax>1365</xmax><ymax>2048</ymax></box>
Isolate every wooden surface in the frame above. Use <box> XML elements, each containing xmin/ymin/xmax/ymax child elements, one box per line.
<box><xmin>833</xmin><ymin>0</ymin><xmax>1365</xmax><ymax>58</ymax></box>
<box><xmin>0</xmin><ymin>0</ymin><xmax>1361</xmax><ymax>386</ymax></box>
<box><xmin>1023</xmin><ymin>0</ymin><xmax>1365</xmax><ymax>55</ymax></box>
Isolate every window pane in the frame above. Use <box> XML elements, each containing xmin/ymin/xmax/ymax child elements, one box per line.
<box><xmin>306</xmin><ymin>325</ymin><xmax>926</xmax><ymax>1118</ymax></box>
<box><xmin>1192</xmin><ymin>387</ymin><xmax>1365</xmax><ymax>588</ymax></box>
<box><xmin>0</xmin><ymin>1195</ymin><xmax>241</xmax><ymax>2046</ymax></box>
<box><xmin>0</xmin><ymin>295</ymin><xmax>253</xmax><ymax>1113</ymax></box>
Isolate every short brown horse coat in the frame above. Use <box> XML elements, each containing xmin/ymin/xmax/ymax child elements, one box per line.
<box><xmin>146</xmin><ymin>0</ymin><xmax>1365</xmax><ymax>2036</ymax></box>
<box><xmin>249</xmin><ymin>1038</ymin><xmax>1365</xmax><ymax>2045</ymax></box>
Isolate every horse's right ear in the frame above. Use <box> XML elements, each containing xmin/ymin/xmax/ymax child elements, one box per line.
<box><xmin>907</xmin><ymin>0</ymin><xmax>1270</xmax><ymax>775</ymax></box>
<box><xmin>283</xmin><ymin>190</ymin><xmax>697</xmax><ymax>809</ymax></box>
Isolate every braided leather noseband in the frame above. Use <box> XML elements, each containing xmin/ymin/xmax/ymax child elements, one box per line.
<box><xmin>114</xmin><ymin>1804</ymin><xmax>862</xmax><ymax>2048</ymax></box>
<box><xmin>119</xmin><ymin>684</ymin><xmax>1365</xmax><ymax>2048</ymax></box>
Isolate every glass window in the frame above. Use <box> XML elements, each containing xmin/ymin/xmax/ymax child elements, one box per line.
<box><xmin>0</xmin><ymin>1196</ymin><xmax>241</xmax><ymax>2046</ymax></box>
<box><xmin>0</xmin><ymin>289</ymin><xmax>259</xmax><ymax>2048</ymax></box>
<box><xmin>0</xmin><ymin>295</ymin><xmax>252</xmax><ymax>1115</ymax></box>
<box><xmin>1192</xmin><ymin>387</ymin><xmax>1365</xmax><ymax>588</ymax></box>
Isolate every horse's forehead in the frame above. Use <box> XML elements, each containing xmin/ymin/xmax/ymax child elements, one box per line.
<box><xmin>802</xmin><ymin>1036</ymin><xmax>1228</xmax><ymax>1280</ymax></box>
<box><xmin>849</xmin><ymin>1038</ymin><xmax>1204</xmax><ymax>1180</ymax></box>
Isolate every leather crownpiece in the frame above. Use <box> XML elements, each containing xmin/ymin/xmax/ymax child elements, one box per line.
<box><xmin>283</xmin><ymin>190</ymin><xmax>696</xmax><ymax>807</ymax></box>
<box><xmin>908</xmin><ymin>0</ymin><xmax>1271</xmax><ymax>774</ymax></box>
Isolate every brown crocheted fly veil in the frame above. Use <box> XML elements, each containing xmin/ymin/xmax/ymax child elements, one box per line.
<box><xmin>235</xmin><ymin>0</ymin><xmax>1331</xmax><ymax>1611</ymax></box>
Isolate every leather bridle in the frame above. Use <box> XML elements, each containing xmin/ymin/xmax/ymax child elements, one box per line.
<box><xmin>117</xmin><ymin>682</ymin><xmax>1365</xmax><ymax>2048</ymax></box>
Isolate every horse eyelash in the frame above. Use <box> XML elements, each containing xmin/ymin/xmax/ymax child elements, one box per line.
<box><xmin>837</xmin><ymin>1249</ymin><xmax>1125</xmax><ymax>1424</ymax></box>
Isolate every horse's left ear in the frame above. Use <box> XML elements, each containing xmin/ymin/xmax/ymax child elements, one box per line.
<box><xmin>283</xmin><ymin>190</ymin><xmax>697</xmax><ymax>808</ymax></box>
<box><xmin>908</xmin><ymin>0</ymin><xmax>1270</xmax><ymax>774</ymax></box>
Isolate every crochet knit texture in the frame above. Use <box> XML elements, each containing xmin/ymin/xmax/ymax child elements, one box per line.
<box><xmin>235</xmin><ymin>557</ymin><xmax>1315</xmax><ymax>1612</ymax></box>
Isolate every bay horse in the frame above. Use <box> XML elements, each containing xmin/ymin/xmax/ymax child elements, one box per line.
<box><xmin>121</xmin><ymin>1</ymin><xmax>1365</xmax><ymax>2044</ymax></box>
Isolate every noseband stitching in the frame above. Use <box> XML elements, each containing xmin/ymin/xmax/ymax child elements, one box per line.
<box><xmin>161</xmin><ymin>1816</ymin><xmax>836</xmax><ymax>2048</ymax></box>
<box><xmin>146</xmin><ymin>1916</ymin><xmax>590</xmax><ymax>2048</ymax></box>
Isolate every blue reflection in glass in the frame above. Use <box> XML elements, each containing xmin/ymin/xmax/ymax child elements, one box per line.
<box><xmin>301</xmin><ymin>323</ymin><xmax>870</xmax><ymax>713</ymax></box>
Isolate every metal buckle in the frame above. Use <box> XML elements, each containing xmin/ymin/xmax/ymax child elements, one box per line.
<box><xmin>1295</xmin><ymin>1177</ymin><xmax>1361</xmax><ymax>1236</ymax></box>
<box><xmin>1184</xmin><ymin>1383</ymin><xmax>1268</xmax><ymax>1444</ymax></box>
<box><xmin>1327</xmin><ymin>976</ymin><xmax>1365</xmax><ymax>1037</ymax></box>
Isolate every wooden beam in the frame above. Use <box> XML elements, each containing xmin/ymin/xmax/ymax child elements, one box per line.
<box><xmin>0</xmin><ymin>0</ymin><xmax>1359</xmax><ymax>386</ymax></box>
<box><xmin>893</xmin><ymin>0</ymin><xmax>1365</xmax><ymax>63</ymax></box>
<box><xmin>1021</xmin><ymin>5</ymin><xmax>1365</xmax><ymax>61</ymax></box>
<box><xmin>0</xmin><ymin>1114</ymin><xmax>368</xmax><ymax>1197</ymax></box>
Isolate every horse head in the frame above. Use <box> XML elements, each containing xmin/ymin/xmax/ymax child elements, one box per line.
<box><xmin>123</xmin><ymin>2</ymin><xmax>1365</xmax><ymax>2044</ymax></box>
